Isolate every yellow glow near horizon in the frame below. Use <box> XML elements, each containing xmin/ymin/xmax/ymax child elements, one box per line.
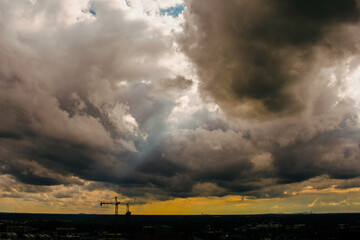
<box><xmin>1</xmin><ymin>175</ymin><xmax>360</xmax><ymax>215</ymax></box>
<box><xmin>2</xmin><ymin>191</ymin><xmax>360</xmax><ymax>215</ymax></box>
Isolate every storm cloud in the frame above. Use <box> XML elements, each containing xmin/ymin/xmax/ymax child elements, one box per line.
<box><xmin>0</xmin><ymin>0</ymin><xmax>177</xmax><ymax>186</ymax></box>
<box><xmin>1</xmin><ymin>0</ymin><xmax>360</xmax><ymax>210</ymax></box>
<box><xmin>180</xmin><ymin>0</ymin><xmax>360</xmax><ymax>118</ymax></box>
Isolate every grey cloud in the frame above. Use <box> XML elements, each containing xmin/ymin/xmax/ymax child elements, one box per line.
<box><xmin>0</xmin><ymin>175</ymin><xmax>48</xmax><ymax>195</ymax></box>
<box><xmin>0</xmin><ymin>0</ymin><xmax>177</xmax><ymax>189</ymax></box>
<box><xmin>138</xmin><ymin>152</ymin><xmax>185</xmax><ymax>178</ymax></box>
<box><xmin>2</xmin><ymin>0</ymin><xmax>360</xmax><ymax>205</ymax></box>
<box><xmin>53</xmin><ymin>192</ymin><xmax>75</xmax><ymax>199</ymax></box>
<box><xmin>273</xmin><ymin>127</ymin><xmax>360</xmax><ymax>184</ymax></box>
<box><xmin>178</xmin><ymin>108</ymin><xmax>230</xmax><ymax>131</ymax></box>
<box><xmin>245</xmin><ymin>174</ymin><xmax>360</xmax><ymax>199</ymax></box>
<box><xmin>132</xmin><ymin>99</ymin><xmax>360</xmax><ymax>198</ymax></box>
<box><xmin>179</xmin><ymin>0</ymin><xmax>360</xmax><ymax>118</ymax></box>
<box><xmin>158</xmin><ymin>75</ymin><xmax>193</xmax><ymax>91</ymax></box>
<box><xmin>126</xmin><ymin>128</ymin><xmax>261</xmax><ymax>197</ymax></box>
<box><xmin>116</xmin><ymin>81</ymin><xmax>176</xmax><ymax>136</ymax></box>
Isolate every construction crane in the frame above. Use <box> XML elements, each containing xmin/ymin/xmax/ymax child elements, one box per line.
<box><xmin>100</xmin><ymin>196</ymin><xmax>121</xmax><ymax>216</ymax></box>
<box><xmin>99</xmin><ymin>196</ymin><xmax>134</xmax><ymax>216</ymax></box>
<box><xmin>100</xmin><ymin>197</ymin><xmax>137</xmax><ymax>227</ymax></box>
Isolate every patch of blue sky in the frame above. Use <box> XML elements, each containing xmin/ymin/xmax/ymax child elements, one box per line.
<box><xmin>88</xmin><ymin>0</ymin><xmax>96</xmax><ymax>15</ymax></box>
<box><xmin>89</xmin><ymin>9</ymin><xmax>96</xmax><ymax>15</ymax></box>
<box><xmin>160</xmin><ymin>4</ymin><xmax>184</xmax><ymax>18</ymax></box>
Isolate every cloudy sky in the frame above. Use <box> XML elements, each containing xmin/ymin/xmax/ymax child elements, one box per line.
<box><xmin>1</xmin><ymin>0</ymin><xmax>360</xmax><ymax>215</ymax></box>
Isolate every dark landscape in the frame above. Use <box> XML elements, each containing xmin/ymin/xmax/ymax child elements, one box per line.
<box><xmin>1</xmin><ymin>213</ymin><xmax>360</xmax><ymax>240</ymax></box>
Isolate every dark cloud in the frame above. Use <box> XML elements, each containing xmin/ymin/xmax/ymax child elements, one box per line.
<box><xmin>179</xmin><ymin>0</ymin><xmax>360</xmax><ymax>118</ymax></box>
<box><xmin>273</xmin><ymin>127</ymin><xmax>360</xmax><ymax>184</ymax></box>
<box><xmin>159</xmin><ymin>75</ymin><xmax>193</xmax><ymax>91</ymax></box>
<box><xmin>0</xmin><ymin>0</ymin><xmax>175</xmax><ymax>188</ymax></box>
<box><xmin>1</xmin><ymin>0</ymin><xmax>360</xmax><ymax>206</ymax></box>
<box><xmin>138</xmin><ymin>152</ymin><xmax>185</xmax><ymax>178</ymax></box>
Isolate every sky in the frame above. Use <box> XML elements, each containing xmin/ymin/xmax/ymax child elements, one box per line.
<box><xmin>1</xmin><ymin>0</ymin><xmax>360</xmax><ymax>215</ymax></box>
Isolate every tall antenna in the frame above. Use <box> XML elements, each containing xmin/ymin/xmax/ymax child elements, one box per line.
<box><xmin>125</xmin><ymin>203</ymin><xmax>131</xmax><ymax>216</ymax></box>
